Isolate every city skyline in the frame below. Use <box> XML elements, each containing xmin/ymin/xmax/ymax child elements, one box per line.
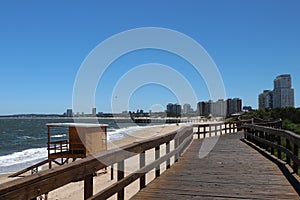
<box><xmin>0</xmin><ymin>1</ymin><xmax>299</xmax><ymax>115</ymax></box>
<box><xmin>61</xmin><ymin>97</ymin><xmax>243</xmax><ymax>117</ymax></box>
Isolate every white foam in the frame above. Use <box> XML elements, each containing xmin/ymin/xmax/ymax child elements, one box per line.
<box><xmin>51</xmin><ymin>134</ymin><xmax>67</xmax><ymax>138</ymax></box>
<box><xmin>0</xmin><ymin>148</ymin><xmax>47</xmax><ymax>168</ymax></box>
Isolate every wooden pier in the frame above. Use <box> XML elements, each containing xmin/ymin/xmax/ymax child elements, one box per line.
<box><xmin>0</xmin><ymin>121</ymin><xmax>299</xmax><ymax>199</ymax></box>
<box><xmin>132</xmin><ymin>132</ymin><xmax>299</xmax><ymax>199</ymax></box>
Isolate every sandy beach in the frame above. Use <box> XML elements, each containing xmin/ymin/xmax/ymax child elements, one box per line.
<box><xmin>0</xmin><ymin>123</ymin><xmax>189</xmax><ymax>200</ymax></box>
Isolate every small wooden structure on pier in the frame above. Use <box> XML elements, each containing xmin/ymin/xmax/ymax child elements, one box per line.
<box><xmin>9</xmin><ymin>123</ymin><xmax>108</xmax><ymax>177</ymax></box>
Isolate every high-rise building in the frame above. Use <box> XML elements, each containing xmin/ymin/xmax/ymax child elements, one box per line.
<box><xmin>211</xmin><ymin>99</ymin><xmax>227</xmax><ymax>117</ymax></box>
<box><xmin>273</xmin><ymin>74</ymin><xmax>294</xmax><ymax>108</ymax></box>
<box><xmin>197</xmin><ymin>101</ymin><xmax>208</xmax><ymax>116</ymax></box>
<box><xmin>227</xmin><ymin>98</ymin><xmax>242</xmax><ymax>116</ymax></box>
<box><xmin>233</xmin><ymin>98</ymin><xmax>242</xmax><ymax>114</ymax></box>
<box><xmin>182</xmin><ymin>104</ymin><xmax>193</xmax><ymax>114</ymax></box>
<box><xmin>66</xmin><ymin>109</ymin><xmax>73</xmax><ymax>117</ymax></box>
<box><xmin>258</xmin><ymin>90</ymin><xmax>273</xmax><ymax>109</ymax></box>
<box><xmin>166</xmin><ymin>103</ymin><xmax>181</xmax><ymax>117</ymax></box>
<box><xmin>92</xmin><ymin>107</ymin><xmax>96</xmax><ymax>116</ymax></box>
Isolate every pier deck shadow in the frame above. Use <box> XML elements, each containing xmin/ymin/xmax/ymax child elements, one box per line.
<box><xmin>131</xmin><ymin>132</ymin><xmax>299</xmax><ymax>199</ymax></box>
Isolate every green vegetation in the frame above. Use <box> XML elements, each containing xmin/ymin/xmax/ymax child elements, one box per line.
<box><xmin>244</xmin><ymin>107</ymin><xmax>300</xmax><ymax>134</ymax></box>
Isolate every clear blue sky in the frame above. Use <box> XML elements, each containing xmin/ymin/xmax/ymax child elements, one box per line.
<box><xmin>0</xmin><ymin>0</ymin><xmax>299</xmax><ymax>115</ymax></box>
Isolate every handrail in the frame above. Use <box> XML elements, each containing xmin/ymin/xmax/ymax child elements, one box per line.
<box><xmin>252</xmin><ymin>119</ymin><xmax>282</xmax><ymax>128</ymax></box>
<box><xmin>48</xmin><ymin>140</ymin><xmax>68</xmax><ymax>145</ymax></box>
<box><xmin>0</xmin><ymin>125</ymin><xmax>193</xmax><ymax>200</ymax></box>
<box><xmin>193</xmin><ymin>121</ymin><xmax>244</xmax><ymax>139</ymax></box>
<box><xmin>243</xmin><ymin>123</ymin><xmax>300</xmax><ymax>175</ymax></box>
<box><xmin>8</xmin><ymin>159</ymin><xmax>50</xmax><ymax>178</ymax></box>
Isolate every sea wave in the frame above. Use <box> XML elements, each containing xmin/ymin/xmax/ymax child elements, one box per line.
<box><xmin>51</xmin><ymin>134</ymin><xmax>67</xmax><ymax>138</ymax></box>
<box><xmin>0</xmin><ymin>148</ymin><xmax>47</xmax><ymax>174</ymax></box>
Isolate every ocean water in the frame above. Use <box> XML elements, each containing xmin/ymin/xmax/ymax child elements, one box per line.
<box><xmin>0</xmin><ymin>118</ymin><xmax>160</xmax><ymax>174</ymax></box>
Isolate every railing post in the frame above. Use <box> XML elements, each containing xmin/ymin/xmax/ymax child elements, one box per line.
<box><xmin>249</xmin><ymin>128</ymin><xmax>252</xmax><ymax>142</ymax></box>
<box><xmin>227</xmin><ymin>123</ymin><xmax>230</xmax><ymax>133</ymax></box>
<box><xmin>215</xmin><ymin>124</ymin><xmax>217</xmax><ymax>136</ymax></box>
<box><xmin>254</xmin><ymin>130</ymin><xmax>258</xmax><ymax>145</ymax></box>
<box><xmin>166</xmin><ymin>142</ymin><xmax>170</xmax><ymax>169</ymax></box>
<box><xmin>175</xmin><ymin>138</ymin><xmax>179</xmax><ymax>162</ymax></box>
<box><xmin>140</xmin><ymin>151</ymin><xmax>146</xmax><ymax>189</ymax></box>
<box><xmin>277</xmin><ymin>136</ymin><xmax>282</xmax><ymax>159</ymax></box>
<box><xmin>111</xmin><ymin>164</ymin><xmax>114</xmax><ymax>180</ymax></box>
<box><xmin>244</xmin><ymin>127</ymin><xmax>250</xmax><ymax>140</ymax></box>
<box><xmin>155</xmin><ymin>146</ymin><xmax>160</xmax><ymax>178</ymax></box>
<box><xmin>257</xmin><ymin>130</ymin><xmax>262</xmax><ymax>148</ymax></box>
<box><xmin>84</xmin><ymin>174</ymin><xmax>93</xmax><ymax>200</ymax></box>
<box><xmin>264</xmin><ymin>131</ymin><xmax>268</xmax><ymax>151</ymax></box>
<box><xmin>227</xmin><ymin>123</ymin><xmax>229</xmax><ymax>133</ymax></box>
<box><xmin>286</xmin><ymin>139</ymin><xmax>291</xmax><ymax>166</ymax></box>
<box><xmin>117</xmin><ymin>161</ymin><xmax>124</xmax><ymax>200</ymax></box>
<box><xmin>197</xmin><ymin>125</ymin><xmax>200</xmax><ymax>139</ymax></box>
<box><xmin>293</xmin><ymin>143</ymin><xmax>299</xmax><ymax>174</ymax></box>
<box><xmin>270</xmin><ymin>134</ymin><xmax>274</xmax><ymax>155</ymax></box>
<box><xmin>209</xmin><ymin>125</ymin><xmax>212</xmax><ymax>137</ymax></box>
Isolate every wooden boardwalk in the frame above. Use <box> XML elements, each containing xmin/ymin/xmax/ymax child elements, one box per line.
<box><xmin>132</xmin><ymin>132</ymin><xmax>299</xmax><ymax>199</ymax></box>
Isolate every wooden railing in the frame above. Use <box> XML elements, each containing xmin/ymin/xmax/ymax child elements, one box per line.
<box><xmin>253</xmin><ymin>119</ymin><xmax>282</xmax><ymax>129</ymax></box>
<box><xmin>48</xmin><ymin>140</ymin><xmax>69</xmax><ymax>154</ymax></box>
<box><xmin>0</xmin><ymin>126</ymin><xmax>193</xmax><ymax>200</ymax></box>
<box><xmin>194</xmin><ymin>122</ymin><xmax>242</xmax><ymax>139</ymax></box>
<box><xmin>243</xmin><ymin>121</ymin><xmax>300</xmax><ymax>175</ymax></box>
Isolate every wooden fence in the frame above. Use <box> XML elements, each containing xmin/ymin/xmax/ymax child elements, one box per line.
<box><xmin>243</xmin><ymin>121</ymin><xmax>300</xmax><ymax>175</ymax></box>
<box><xmin>0</xmin><ymin>126</ymin><xmax>193</xmax><ymax>200</ymax></box>
<box><xmin>194</xmin><ymin>122</ymin><xmax>241</xmax><ymax>139</ymax></box>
